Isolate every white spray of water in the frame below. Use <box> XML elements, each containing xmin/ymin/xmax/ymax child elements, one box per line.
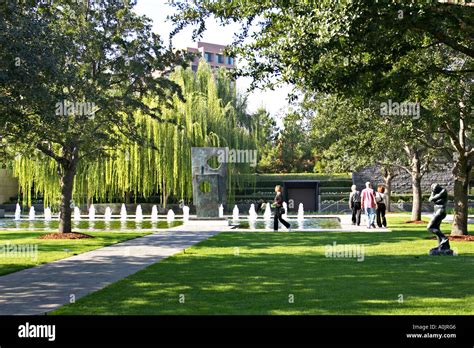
<box><xmin>151</xmin><ymin>205</ymin><xmax>158</xmax><ymax>222</ymax></box>
<box><xmin>74</xmin><ymin>207</ymin><xmax>81</xmax><ymax>221</ymax></box>
<box><xmin>104</xmin><ymin>207</ymin><xmax>112</xmax><ymax>221</ymax></box>
<box><xmin>248</xmin><ymin>203</ymin><xmax>257</xmax><ymax>221</ymax></box>
<box><xmin>182</xmin><ymin>206</ymin><xmax>190</xmax><ymax>222</ymax></box>
<box><xmin>44</xmin><ymin>207</ymin><xmax>52</xmax><ymax>221</ymax></box>
<box><xmin>263</xmin><ymin>203</ymin><xmax>272</xmax><ymax>221</ymax></box>
<box><xmin>28</xmin><ymin>206</ymin><xmax>36</xmax><ymax>221</ymax></box>
<box><xmin>232</xmin><ymin>205</ymin><xmax>239</xmax><ymax>221</ymax></box>
<box><xmin>120</xmin><ymin>204</ymin><xmax>127</xmax><ymax>222</ymax></box>
<box><xmin>218</xmin><ymin>204</ymin><xmax>224</xmax><ymax>218</ymax></box>
<box><xmin>167</xmin><ymin>209</ymin><xmax>175</xmax><ymax>223</ymax></box>
<box><xmin>282</xmin><ymin>202</ymin><xmax>288</xmax><ymax>220</ymax></box>
<box><xmin>135</xmin><ymin>205</ymin><xmax>143</xmax><ymax>222</ymax></box>
<box><xmin>89</xmin><ymin>204</ymin><xmax>96</xmax><ymax>221</ymax></box>
<box><xmin>297</xmin><ymin>203</ymin><xmax>304</xmax><ymax>221</ymax></box>
<box><xmin>14</xmin><ymin>203</ymin><xmax>21</xmax><ymax>221</ymax></box>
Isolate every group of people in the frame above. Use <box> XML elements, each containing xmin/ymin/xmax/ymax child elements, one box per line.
<box><xmin>349</xmin><ymin>182</ymin><xmax>388</xmax><ymax>229</ymax></box>
<box><xmin>272</xmin><ymin>182</ymin><xmax>389</xmax><ymax>231</ymax></box>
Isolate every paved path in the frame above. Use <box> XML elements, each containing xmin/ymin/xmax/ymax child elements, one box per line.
<box><xmin>0</xmin><ymin>229</ymin><xmax>221</xmax><ymax>315</ymax></box>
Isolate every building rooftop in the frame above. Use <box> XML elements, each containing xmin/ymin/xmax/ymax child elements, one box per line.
<box><xmin>185</xmin><ymin>41</ymin><xmax>236</xmax><ymax>72</ymax></box>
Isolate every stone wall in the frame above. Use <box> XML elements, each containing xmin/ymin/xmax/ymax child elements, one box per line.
<box><xmin>352</xmin><ymin>165</ymin><xmax>454</xmax><ymax>194</ymax></box>
<box><xmin>0</xmin><ymin>169</ymin><xmax>18</xmax><ymax>204</ymax></box>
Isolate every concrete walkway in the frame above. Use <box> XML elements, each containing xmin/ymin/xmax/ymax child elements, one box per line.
<box><xmin>0</xmin><ymin>229</ymin><xmax>221</xmax><ymax>315</ymax></box>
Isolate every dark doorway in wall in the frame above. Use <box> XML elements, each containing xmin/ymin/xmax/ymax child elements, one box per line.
<box><xmin>283</xmin><ymin>181</ymin><xmax>320</xmax><ymax>212</ymax></box>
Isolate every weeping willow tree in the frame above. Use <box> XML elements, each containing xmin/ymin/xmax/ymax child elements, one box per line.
<box><xmin>13</xmin><ymin>62</ymin><xmax>258</xmax><ymax>208</ymax></box>
<box><xmin>2</xmin><ymin>0</ymin><xmax>194</xmax><ymax>234</ymax></box>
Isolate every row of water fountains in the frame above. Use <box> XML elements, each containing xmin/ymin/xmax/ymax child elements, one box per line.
<box><xmin>9</xmin><ymin>201</ymin><xmax>305</xmax><ymax>231</ymax></box>
<box><xmin>14</xmin><ymin>203</ymin><xmax>187</xmax><ymax>223</ymax></box>
<box><xmin>78</xmin><ymin>204</ymin><xmax>185</xmax><ymax>223</ymax></box>
<box><xmin>228</xmin><ymin>202</ymin><xmax>304</xmax><ymax>221</ymax></box>
<box><xmin>15</xmin><ymin>202</ymin><xmax>304</xmax><ymax>222</ymax></box>
<box><xmin>228</xmin><ymin>202</ymin><xmax>305</xmax><ymax>230</ymax></box>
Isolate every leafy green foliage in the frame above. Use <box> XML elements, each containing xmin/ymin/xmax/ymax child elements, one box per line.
<box><xmin>170</xmin><ymin>0</ymin><xmax>473</xmax><ymax>93</ymax></box>
<box><xmin>11</xmin><ymin>62</ymin><xmax>258</xmax><ymax>206</ymax></box>
<box><xmin>1</xmin><ymin>1</ymin><xmax>187</xmax><ymax>161</ymax></box>
<box><xmin>170</xmin><ymin>0</ymin><xmax>472</xmax><ymax>232</ymax></box>
<box><xmin>275</xmin><ymin>111</ymin><xmax>316</xmax><ymax>172</ymax></box>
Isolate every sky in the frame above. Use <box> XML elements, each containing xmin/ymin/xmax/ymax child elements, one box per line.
<box><xmin>133</xmin><ymin>0</ymin><xmax>292</xmax><ymax>120</ymax></box>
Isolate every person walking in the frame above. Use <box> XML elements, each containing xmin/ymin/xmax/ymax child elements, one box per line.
<box><xmin>361</xmin><ymin>181</ymin><xmax>376</xmax><ymax>229</ymax></box>
<box><xmin>349</xmin><ymin>185</ymin><xmax>361</xmax><ymax>226</ymax></box>
<box><xmin>272</xmin><ymin>185</ymin><xmax>291</xmax><ymax>231</ymax></box>
<box><xmin>375</xmin><ymin>185</ymin><xmax>388</xmax><ymax>228</ymax></box>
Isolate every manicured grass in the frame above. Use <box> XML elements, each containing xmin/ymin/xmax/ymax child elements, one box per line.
<box><xmin>52</xmin><ymin>216</ymin><xmax>474</xmax><ymax>315</ymax></box>
<box><xmin>0</xmin><ymin>231</ymin><xmax>150</xmax><ymax>276</ymax></box>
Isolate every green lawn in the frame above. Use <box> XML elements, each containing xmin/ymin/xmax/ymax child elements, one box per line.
<box><xmin>0</xmin><ymin>231</ymin><xmax>150</xmax><ymax>276</ymax></box>
<box><xmin>52</xmin><ymin>216</ymin><xmax>474</xmax><ymax>315</ymax></box>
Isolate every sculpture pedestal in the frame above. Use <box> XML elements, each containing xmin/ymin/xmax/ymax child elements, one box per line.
<box><xmin>191</xmin><ymin>147</ymin><xmax>227</xmax><ymax>219</ymax></box>
<box><xmin>429</xmin><ymin>247</ymin><xmax>454</xmax><ymax>256</ymax></box>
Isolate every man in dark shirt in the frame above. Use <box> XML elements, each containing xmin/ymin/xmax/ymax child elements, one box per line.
<box><xmin>349</xmin><ymin>184</ymin><xmax>361</xmax><ymax>226</ymax></box>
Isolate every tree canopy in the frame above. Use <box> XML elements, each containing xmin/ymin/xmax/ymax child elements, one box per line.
<box><xmin>171</xmin><ymin>0</ymin><xmax>473</xmax><ymax>234</ymax></box>
<box><xmin>170</xmin><ymin>0</ymin><xmax>473</xmax><ymax>93</ymax></box>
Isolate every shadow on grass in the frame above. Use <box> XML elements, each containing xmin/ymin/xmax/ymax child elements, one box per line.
<box><xmin>0</xmin><ymin>231</ymin><xmax>151</xmax><ymax>277</ymax></box>
<box><xmin>53</xmin><ymin>231</ymin><xmax>474</xmax><ymax>315</ymax></box>
<box><xmin>193</xmin><ymin>231</ymin><xmax>426</xmax><ymax>249</ymax></box>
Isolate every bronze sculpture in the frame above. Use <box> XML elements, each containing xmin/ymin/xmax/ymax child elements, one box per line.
<box><xmin>427</xmin><ymin>184</ymin><xmax>453</xmax><ymax>256</ymax></box>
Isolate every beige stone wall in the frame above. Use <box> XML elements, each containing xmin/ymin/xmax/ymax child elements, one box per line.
<box><xmin>0</xmin><ymin>169</ymin><xmax>18</xmax><ymax>204</ymax></box>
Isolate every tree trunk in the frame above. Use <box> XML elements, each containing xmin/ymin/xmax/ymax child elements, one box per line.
<box><xmin>125</xmin><ymin>191</ymin><xmax>132</xmax><ymax>204</ymax></box>
<box><xmin>407</xmin><ymin>148</ymin><xmax>423</xmax><ymax>222</ymax></box>
<box><xmin>381</xmin><ymin>166</ymin><xmax>397</xmax><ymax>212</ymax></box>
<box><xmin>58</xmin><ymin>146</ymin><xmax>79</xmax><ymax>234</ymax></box>
<box><xmin>384</xmin><ymin>176</ymin><xmax>392</xmax><ymax>212</ymax></box>
<box><xmin>411</xmin><ymin>175</ymin><xmax>422</xmax><ymax>221</ymax></box>
<box><xmin>451</xmin><ymin>156</ymin><xmax>472</xmax><ymax>236</ymax></box>
<box><xmin>58</xmin><ymin>164</ymin><xmax>77</xmax><ymax>233</ymax></box>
